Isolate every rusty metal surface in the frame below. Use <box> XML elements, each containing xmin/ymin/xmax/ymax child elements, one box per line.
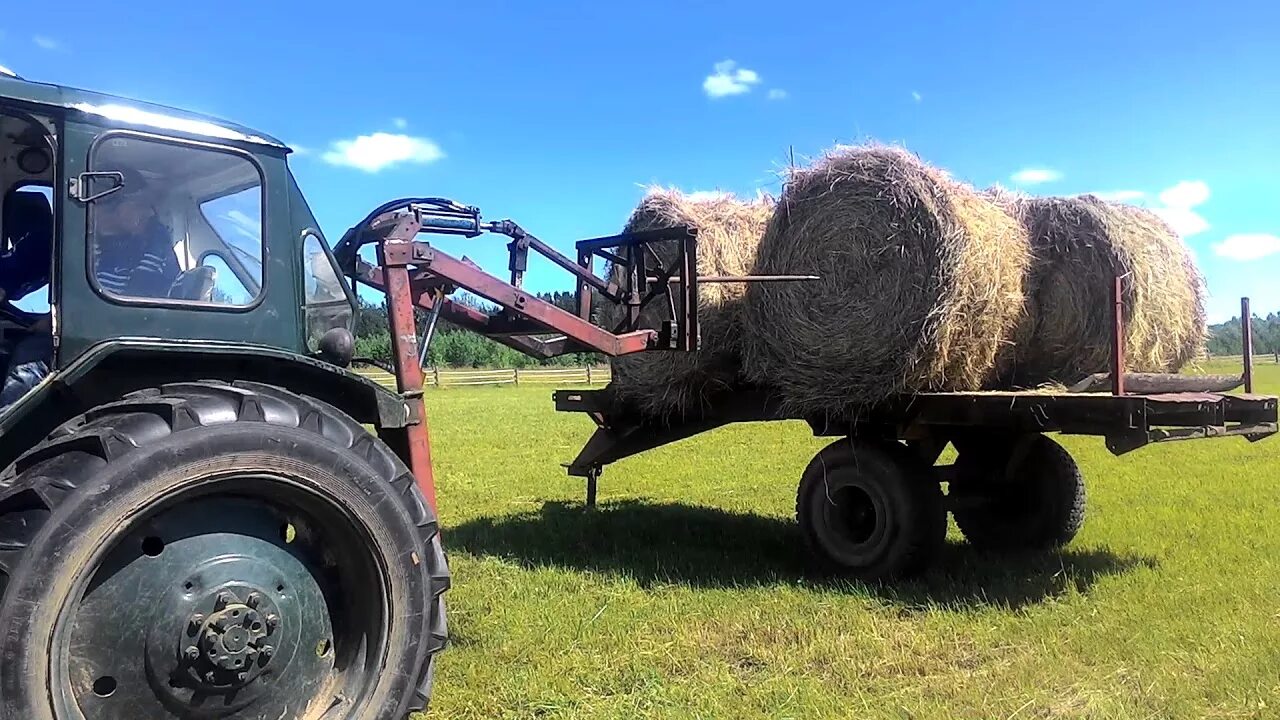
<box><xmin>557</xmin><ymin>385</ymin><xmax>1280</xmax><ymax>475</ymax></box>
<box><xmin>376</xmin><ymin>241</ymin><xmax>438</xmax><ymax>514</ymax></box>
<box><xmin>1243</xmin><ymin>297</ymin><xmax>1254</xmax><ymax>394</ymax></box>
<box><xmin>1112</xmin><ymin>275</ymin><xmax>1126</xmax><ymax>396</ymax></box>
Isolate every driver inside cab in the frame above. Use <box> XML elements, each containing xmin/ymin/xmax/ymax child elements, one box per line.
<box><xmin>0</xmin><ymin>166</ymin><xmax>182</xmax><ymax>409</ymax></box>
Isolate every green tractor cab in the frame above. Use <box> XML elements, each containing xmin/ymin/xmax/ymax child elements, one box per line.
<box><xmin>0</xmin><ymin>72</ymin><xmax>447</xmax><ymax>720</ymax></box>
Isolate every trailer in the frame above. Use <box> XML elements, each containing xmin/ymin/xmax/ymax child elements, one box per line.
<box><xmin>553</xmin><ymin>293</ymin><xmax>1278</xmax><ymax>581</ymax></box>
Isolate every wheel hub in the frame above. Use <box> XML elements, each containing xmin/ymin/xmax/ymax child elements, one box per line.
<box><xmin>182</xmin><ymin>589</ymin><xmax>279</xmax><ymax>686</ymax></box>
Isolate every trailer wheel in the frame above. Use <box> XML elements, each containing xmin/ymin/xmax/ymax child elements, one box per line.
<box><xmin>795</xmin><ymin>438</ymin><xmax>945</xmax><ymax>581</ymax></box>
<box><xmin>0</xmin><ymin>381</ymin><xmax>449</xmax><ymax>720</ymax></box>
<box><xmin>950</xmin><ymin>433</ymin><xmax>1085</xmax><ymax>551</ymax></box>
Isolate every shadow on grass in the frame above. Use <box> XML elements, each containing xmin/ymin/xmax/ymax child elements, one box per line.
<box><xmin>447</xmin><ymin>500</ymin><xmax>1159</xmax><ymax>610</ymax></box>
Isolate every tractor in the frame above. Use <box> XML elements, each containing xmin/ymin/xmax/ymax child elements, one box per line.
<box><xmin>0</xmin><ymin>64</ymin><xmax>720</xmax><ymax>719</ymax></box>
<box><xmin>2</xmin><ymin>66</ymin><xmax>1275</xmax><ymax>720</ymax></box>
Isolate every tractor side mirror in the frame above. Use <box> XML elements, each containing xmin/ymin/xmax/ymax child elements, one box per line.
<box><xmin>317</xmin><ymin>327</ymin><xmax>355</xmax><ymax>367</ymax></box>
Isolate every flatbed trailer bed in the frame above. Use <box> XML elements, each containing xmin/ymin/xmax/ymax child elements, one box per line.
<box><xmin>554</xmin><ymin>381</ymin><xmax>1278</xmax><ymax>579</ymax></box>
<box><xmin>556</xmin><ymin>384</ymin><xmax>1279</xmax><ymax>475</ymax></box>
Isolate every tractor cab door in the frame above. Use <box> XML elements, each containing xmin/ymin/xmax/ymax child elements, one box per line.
<box><xmin>55</xmin><ymin>124</ymin><xmax>302</xmax><ymax>362</ymax></box>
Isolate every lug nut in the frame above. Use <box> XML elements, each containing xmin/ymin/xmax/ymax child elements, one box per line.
<box><xmin>215</xmin><ymin>591</ymin><xmax>235</xmax><ymax>609</ymax></box>
<box><xmin>265</xmin><ymin>614</ymin><xmax>279</xmax><ymax>631</ymax></box>
<box><xmin>237</xmin><ymin>671</ymin><xmax>248</xmax><ymax>683</ymax></box>
<box><xmin>205</xmin><ymin>671</ymin><xmax>217</xmax><ymax>683</ymax></box>
<box><xmin>184</xmin><ymin>646</ymin><xmax>199</xmax><ymax>661</ymax></box>
<box><xmin>246</xmin><ymin>592</ymin><xmax>262</xmax><ymax>609</ymax></box>
<box><xmin>188</xmin><ymin>613</ymin><xmax>205</xmax><ymax>632</ymax></box>
<box><xmin>260</xmin><ymin>645</ymin><xmax>274</xmax><ymax>660</ymax></box>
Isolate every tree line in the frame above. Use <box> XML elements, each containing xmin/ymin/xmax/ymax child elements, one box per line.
<box><xmin>1206</xmin><ymin>313</ymin><xmax>1280</xmax><ymax>357</ymax></box>
<box><xmin>353</xmin><ymin>290</ymin><xmax>606</xmax><ymax>368</ymax></box>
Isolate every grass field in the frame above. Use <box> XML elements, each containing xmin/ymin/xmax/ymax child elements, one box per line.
<box><xmin>418</xmin><ymin>360</ymin><xmax>1280</xmax><ymax>719</ymax></box>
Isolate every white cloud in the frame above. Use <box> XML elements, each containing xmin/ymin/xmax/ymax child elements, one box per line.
<box><xmin>321</xmin><ymin>132</ymin><xmax>444</xmax><ymax>173</ymax></box>
<box><xmin>1010</xmin><ymin>167</ymin><xmax>1062</xmax><ymax>185</ymax></box>
<box><xmin>1158</xmin><ymin>180</ymin><xmax>1210</xmax><ymax>209</ymax></box>
<box><xmin>32</xmin><ymin>35</ymin><xmax>60</xmax><ymax>51</ymax></box>
<box><xmin>392</xmin><ymin>117</ymin><xmax>408</xmax><ymax>130</ymax></box>
<box><xmin>1152</xmin><ymin>180</ymin><xmax>1210</xmax><ymax>237</ymax></box>
<box><xmin>911</xmin><ymin>90</ymin><xmax>923</xmax><ymax>103</ymax></box>
<box><xmin>767</xmin><ymin>88</ymin><xmax>787</xmax><ymax>101</ymax></box>
<box><xmin>1213</xmin><ymin>234</ymin><xmax>1280</xmax><ymax>261</ymax></box>
<box><xmin>1152</xmin><ymin>207</ymin><xmax>1210</xmax><ymax>237</ymax></box>
<box><xmin>703</xmin><ymin>60</ymin><xmax>761</xmax><ymax>98</ymax></box>
<box><xmin>1089</xmin><ymin>189</ymin><xmax>1145</xmax><ymax>202</ymax></box>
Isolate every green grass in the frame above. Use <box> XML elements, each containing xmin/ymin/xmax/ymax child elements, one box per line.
<box><xmin>418</xmin><ymin>361</ymin><xmax>1280</xmax><ymax>719</ymax></box>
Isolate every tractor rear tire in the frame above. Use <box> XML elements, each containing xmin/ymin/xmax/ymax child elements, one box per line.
<box><xmin>0</xmin><ymin>381</ymin><xmax>449</xmax><ymax>720</ymax></box>
<box><xmin>950</xmin><ymin>433</ymin><xmax>1086</xmax><ymax>551</ymax></box>
<box><xmin>796</xmin><ymin>438</ymin><xmax>945</xmax><ymax>581</ymax></box>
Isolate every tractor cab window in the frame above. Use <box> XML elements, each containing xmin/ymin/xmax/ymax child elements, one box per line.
<box><xmin>89</xmin><ymin>135</ymin><xmax>263</xmax><ymax>307</ymax></box>
<box><xmin>302</xmin><ymin>233</ymin><xmax>352</xmax><ymax>349</ymax></box>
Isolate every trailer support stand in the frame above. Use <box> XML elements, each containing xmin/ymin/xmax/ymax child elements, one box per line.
<box><xmin>585</xmin><ymin>468</ymin><xmax>599</xmax><ymax>510</ymax></box>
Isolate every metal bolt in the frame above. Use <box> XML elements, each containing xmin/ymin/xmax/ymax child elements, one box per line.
<box><xmin>215</xmin><ymin>591</ymin><xmax>234</xmax><ymax>609</ymax></box>
<box><xmin>246</xmin><ymin>592</ymin><xmax>262</xmax><ymax>609</ymax></box>
<box><xmin>188</xmin><ymin>613</ymin><xmax>205</xmax><ymax>632</ymax></box>
<box><xmin>260</xmin><ymin>645</ymin><xmax>274</xmax><ymax>660</ymax></box>
<box><xmin>205</xmin><ymin>629</ymin><xmax>219</xmax><ymax>643</ymax></box>
<box><xmin>237</xmin><ymin>671</ymin><xmax>248</xmax><ymax>683</ymax></box>
<box><xmin>265</xmin><ymin>614</ymin><xmax>279</xmax><ymax>632</ymax></box>
<box><xmin>184</xmin><ymin>646</ymin><xmax>199</xmax><ymax>661</ymax></box>
<box><xmin>204</xmin><ymin>671</ymin><xmax>217</xmax><ymax>683</ymax></box>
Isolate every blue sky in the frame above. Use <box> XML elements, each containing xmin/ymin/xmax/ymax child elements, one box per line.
<box><xmin>1</xmin><ymin>1</ymin><xmax>1277</xmax><ymax>322</ymax></box>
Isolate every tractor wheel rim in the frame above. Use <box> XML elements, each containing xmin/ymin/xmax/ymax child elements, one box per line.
<box><xmin>51</xmin><ymin>475</ymin><xmax>390</xmax><ymax>720</ymax></box>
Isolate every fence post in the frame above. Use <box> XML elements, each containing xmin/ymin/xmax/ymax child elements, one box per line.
<box><xmin>513</xmin><ymin>368</ymin><xmax>520</xmax><ymax>386</ymax></box>
<box><xmin>586</xmin><ymin>365</ymin><xmax>593</xmax><ymax>385</ymax></box>
<box><xmin>433</xmin><ymin>367</ymin><xmax>440</xmax><ymax>387</ymax></box>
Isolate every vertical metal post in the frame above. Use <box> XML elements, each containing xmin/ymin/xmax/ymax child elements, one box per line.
<box><xmin>378</xmin><ymin>220</ymin><xmax>439</xmax><ymax>515</ymax></box>
<box><xmin>1111</xmin><ymin>275</ymin><xmax>1126</xmax><ymax>396</ymax></box>
<box><xmin>681</xmin><ymin>230</ymin><xmax>699</xmax><ymax>352</ymax></box>
<box><xmin>1242</xmin><ymin>296</ymin><xmax>1254</xmax><ymax>394</ymax></box>
<box><xmin>576</xmin><ymin>249</ymin><xmax>594</xmax><ymax>321</ymax></box>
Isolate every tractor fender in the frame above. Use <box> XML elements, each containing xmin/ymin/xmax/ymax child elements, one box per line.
<box><xmin>0</xmin><ymin>338</ymin><xmax>413</xmax><ymax>470</ymax></box>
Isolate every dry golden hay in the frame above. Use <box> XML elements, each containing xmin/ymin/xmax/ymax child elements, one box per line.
<box><xmin>740</xmin><ymin>144</ymin><xmax>1030</xmax><ymax>416</ymax></box>
<box><xmin>604</xmin><ymin>188</ymin><xmax>774</xmax><ymax>417</ymax></box>
<box><xmin>996</xmin><ymin>195</ymin><xmax>1208</xmax><ymax>386</ymax></box>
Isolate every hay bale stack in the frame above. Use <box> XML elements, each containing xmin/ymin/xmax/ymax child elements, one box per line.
<box><xmin>741</xmin><ymin>145</ymin><xmax>1031</xmax><ymax>416</ymax></box>
<box><xmin>605</xmin><ymin>189</ymin><xmax>773</xmax><ymax>417</ymax></box>
<box><xmin>997</xmin><ymin>195</ymin><xmax>1207</xmax><ymax>385</ymax></box>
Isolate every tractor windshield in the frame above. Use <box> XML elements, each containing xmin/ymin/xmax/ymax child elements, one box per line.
<box><xmin>90</xmin><ymin>134</ymin><xmax>264</xmax><ymax>306</ymax></box>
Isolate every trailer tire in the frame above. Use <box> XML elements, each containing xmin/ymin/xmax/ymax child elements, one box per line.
<box><xmin>0</xmin><ymin>380</ymin><xmax>449</xmax><ymax>720</ymax></box>
<box><xmin>951</xmin><ymin>433</ymin><xmax>1085</xmax><ymax>551</ymax></box>
<box><xmin>796</xmin><ymin>438</ymin><xmax>945</xmax><ymax>581</ymax></box>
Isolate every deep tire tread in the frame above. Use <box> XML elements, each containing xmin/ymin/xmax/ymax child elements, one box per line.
<box><xmin>952</xmin><ymin>434</ymin><xmax>1086</xmax><ymax>551</ymax></box>
<box><xmin>0</xmin><ymin>380</ymin><xmax>448</xmax><ymax>718</ymax></box>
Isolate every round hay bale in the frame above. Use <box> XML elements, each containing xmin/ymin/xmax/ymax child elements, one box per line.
<box><xmin>605</xmin><ymin>189</ymin><xmax>773</xmax><ymax>417</ymax></box>
<box><xmin>997</xmin><ymin>195</ymin><xmax>1207</xmax><ymax>385</ymax></box>
<box><xmin>741</xmin><ymin>145</ymin><xmax>1030</xmax><ymax>416</ymax></box>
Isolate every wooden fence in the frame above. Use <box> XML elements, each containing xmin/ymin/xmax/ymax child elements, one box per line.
<box><xmin>353</xmin><ymin>365</ymin><xmax>611</xmax><ymax>389</ymax></box>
